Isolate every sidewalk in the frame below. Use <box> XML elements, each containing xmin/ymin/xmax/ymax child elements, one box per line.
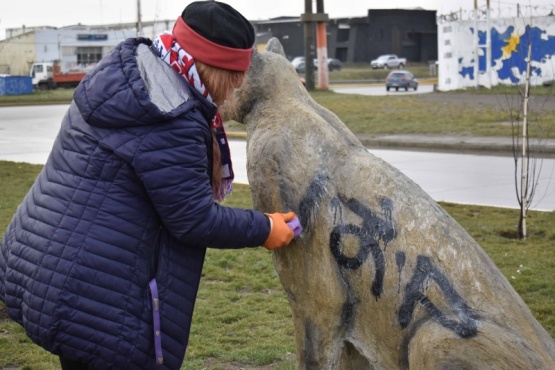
<box><xmin>227</xmin><ymin>131</ymin><xmax>555</xmax><ymax>158</ymax></box>
<box><xmin>356</xmin><ymin>134</ymin><xmax>555</xmax><ymax>157</ymax></box>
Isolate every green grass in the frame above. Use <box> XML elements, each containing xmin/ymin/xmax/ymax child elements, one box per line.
<box><xmin>0</xmin><ymin>88</ymin><xmax>76</xmax><ymax>106</ymax></box>
<box><xmin>0</xmin><ymin>71</ymin><xmax>554</xmax><ymax>368</ymax></box>
<box><xmin>0</xmin><ymin>161</ymin><xmax>554</xmax><ymax>369</ymax></box>
<box><xmin>301</xmin><ymin>63</ymin><xmax>435</xmax><ymax>82</ymax></box>
<box><xmin>4</xmin><ymin>80</ymin><xmax>554</xmax><ymax>140</ymax></box>
<box><xmin>309</xmin><ymin>90</ymin><xmax>555</xmax><ymax>138</ymax></box>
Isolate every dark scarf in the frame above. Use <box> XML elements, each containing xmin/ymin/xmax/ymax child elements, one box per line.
<box><xmin>152</xmin><ymin>32</ymin><xmax>234</xmax><ymax>202</ymax></box>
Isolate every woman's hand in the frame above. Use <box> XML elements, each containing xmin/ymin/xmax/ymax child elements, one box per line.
<box><xmin>263</xmin><ymin>212</ymin><xmax>300</xmax><ymax>250</ymax></box>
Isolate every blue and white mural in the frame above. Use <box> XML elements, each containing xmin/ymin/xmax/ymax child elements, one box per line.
<box><xmin>438</xmin><ymin>16</ymin><xmax>555</xmax><ymax>91</ymax></box>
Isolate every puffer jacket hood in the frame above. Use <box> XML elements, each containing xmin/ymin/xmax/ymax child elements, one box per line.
<box><xmin>74</xmin><ymin>37</ymin><xmax>217</xmax><ymax>129</ymax></box>
<box><xmin>0</xmin><ymin>37</ymin><xmax>270</xmax><ymax>370</ymax></box>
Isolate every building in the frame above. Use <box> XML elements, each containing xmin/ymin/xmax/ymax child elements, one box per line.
<box><xmin>365</xmin><ymin>9</ymin><xmax>438</xmax><ymax>63</ymax></box>
<box><xmin>0</xmin><ymin>22</ymin><xmax>171</xmax><ymax>76</ymax></box>
<box><xmin>252</xmin><ymin>8</ymin><xmax>437</xmax><ymax>64</ymax></box>
<box><xmin>0</xmin><ymin>8</ymin><xmax>437</xmax><ymax>77</ymax></box>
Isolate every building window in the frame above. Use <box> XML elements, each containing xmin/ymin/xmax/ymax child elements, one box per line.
<box><xmin>76</xmin><ymin>47</ymin><xmax>103</xmax><ymax>65</ymax></box>
<box><xmin>337</xmin><ymin>24</ymin><xmax>350</xmax><ymax>42</ymax></box>
<box><xmin>62</xmin><ymin>46</ymin><xmax>76</xmax><ymax>57</ymax></box>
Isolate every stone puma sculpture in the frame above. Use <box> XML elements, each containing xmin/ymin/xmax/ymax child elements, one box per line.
<box><xmin>225</xmin><ymin>38</ymin><xmax>555</xmax><ymax>369</ymax></box>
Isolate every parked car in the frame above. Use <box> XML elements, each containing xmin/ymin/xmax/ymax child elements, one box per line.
<box><xmin>291</xmin><ymin>56</ymin><xmax>342</xmax><ymax>72</ymax></box>
<box><xmin>327</xmin><ymin>58</ymin><xmax>342</xmax><ymax>71</ymax></box>
<box><xmin>314</xmin><ymin>58</ymin><xmax>343</xmax><ymax>71</ymax></box>
<box><xmin>291</xmin><ymin>57</ymin><xmax>313</xmax><ymax>73</ymax></box>
<box><xmin>385</xmin><ymin>70</ymin><xmax>418</xmax><ymax>91</ymax></box>
<box><xmin>371</xmin><ymin>54</ymin><xmax>406</xmax><ymax>69</ymax></box>
<box><xmin>291</xmin><ymin>56</ymin><xmax>306</xmax><ymax>72</ymax></box>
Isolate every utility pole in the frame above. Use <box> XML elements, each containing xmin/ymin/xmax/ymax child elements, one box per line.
<box><xmin>301</xmin><ymin>0</ymin><xmax>328</xmax><ymax>91</ymax></box>
<box><xmin>473</xmin><ymin>0</ymin><xmax>491</xmax><ymax>88</ymax></box>
<box><xmin>301</xmin><ymin>0</ymin><xmax>315</xmax><ymax>91</ymax></box>
<box><xmin>473</xmin><ymin>0</ymin><xmax>479</xmax><ymax>89</ymax></box>
<box><xmin>136</xmin><ymin>0</ymin><xmax>143</xmax><ymax>37</ymax></box>
<box><xmin>486</xmin><ymin>0</ymin><xmax>492</xmax><ymax>88</ymax></box>
<box><xmin>315</xmin><ymin>0</ymin><xmax>329</xmax><ymax>90</ymax></box>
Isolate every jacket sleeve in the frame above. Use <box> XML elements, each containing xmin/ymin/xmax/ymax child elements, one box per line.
<box><xmin>131</xmin><ymin>116</ymin><xmax>270</xmax><ymax>249</ymax></box>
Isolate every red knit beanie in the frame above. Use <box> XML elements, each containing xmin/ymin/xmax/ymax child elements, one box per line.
<box><xmin>173</xmin><ymin>1</ymin><xmax>255</xmax><ymax>72</ymax></box>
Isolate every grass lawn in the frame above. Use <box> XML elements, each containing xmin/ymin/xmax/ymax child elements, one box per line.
<box><xmin>0</xmin><ymin>161</ymin><xmax>553</xmax><ymax>370</ymax></box>
<box><xmin>4</xmin><ymin>80</ymin><xmax>553</xmax><ymax>141</ymax></box>
<box><xmin>0</xmin><ymin>67</ymin><xmax>554</xmax><ymax>368</ymax></box>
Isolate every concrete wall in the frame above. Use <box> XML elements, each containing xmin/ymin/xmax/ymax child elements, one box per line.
<box><xmin>438</xmin><ymin>16</ymin><xmax>555</xmax><ymax>91</ymax></box>
<box><xmin>0</xmin><ymin>33</ymin><xmax>36</xmax><ymax>75</ymax></box>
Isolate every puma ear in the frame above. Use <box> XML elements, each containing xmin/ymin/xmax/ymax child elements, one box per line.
<box><xmin>265</xmin><ymin>37</ymin><xmax>286</xmax><ymax>58</ymax></box>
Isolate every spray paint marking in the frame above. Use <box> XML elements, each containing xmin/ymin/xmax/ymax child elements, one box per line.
<box><xmin>398</xmin><ymin>255</ymin><xmax>478</xmax><ymax>337</ymax></box>
<box><xmin>329</xmin><ymin>196</ymin><xmax>396</xmax><ymax>298</ymax></box>
<box><xmin>325</xmin><ymin>193</ymin><xmax>477</xmax><ymax>338</ymax></box>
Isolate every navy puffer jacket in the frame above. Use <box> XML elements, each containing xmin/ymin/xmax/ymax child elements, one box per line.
<box><xmin>0</xmin><ymin>38</ymin><xmax>270</xmax><ymax>369</ymax></box>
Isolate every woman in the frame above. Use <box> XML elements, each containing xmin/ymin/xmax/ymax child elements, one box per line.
<box><xmin>0</xmin><ymin>1</ymin><xmax>298</xmax><ymax>369</ymax></box>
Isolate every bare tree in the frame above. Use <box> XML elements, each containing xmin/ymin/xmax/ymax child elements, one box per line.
<box><xmin>508</xmin><ymin>41</ymin><xmax>553</xmax><ymax>239</ymax></box>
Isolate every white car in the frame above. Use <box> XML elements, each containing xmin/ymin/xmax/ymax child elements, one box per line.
<box><xmin>291</xmin><ymin>57</ymin><xmax>306</xmax><ymax>72</ymax></box>
<box><xmin>371</xmin><ymin>54</ymin><xmax>406</xmax><ymax>69</ymax></box>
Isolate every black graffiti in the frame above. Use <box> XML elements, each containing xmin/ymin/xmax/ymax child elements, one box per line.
<box><xmin>326</xmin><ymin>194</ymin><xmax>477</xmax><ymax>339</ymax></box>
<box><xmin>303</xmin><ymin>320</ymin><xmax>320</xmax><ymax>370</ymax></box>
<box><xmin>293</xmin><ymin>173</ymin><xmax>478</xmax><ymax>339</ymax></box>
<box><xmin>329</xmin><ymin>196</ymin><xmax>396</xmax><ymax>298</ymax></box>
<box><xmin>297</xmin><ymin>171</ymin><xmax>329</xmax><ymax>235</ymax></box>
<box><xmin>398</xmin><ymin>255</ymin><xmax>479</xmax><ymax>338</ymax></box>
<box><xmin>395</xmin><ymin>251</ymin><xmax>406</xmax><ymax>294</ymax></box>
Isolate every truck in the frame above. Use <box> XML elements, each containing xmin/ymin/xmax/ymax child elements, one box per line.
<box><xmin>370</xmin><ymin>54</ymin><xmax>407</xmax><ymax>69</ymax></box>
<box><xmin>30</xmin><ymin>61</ymin><xmax>90</xmax><ymax>90</ymax></box>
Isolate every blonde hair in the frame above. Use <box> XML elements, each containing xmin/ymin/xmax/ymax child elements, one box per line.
<box><xmin>195</xmin><ymin>61</ymin><xmax>246</xmax><ymax>200</ymax></box>
<box><xmin>195</xmin><ymin>61</ymin><xmax>245</xmax><ymax>106</ymax></box>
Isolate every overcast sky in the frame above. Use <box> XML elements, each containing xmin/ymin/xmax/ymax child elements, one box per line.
<box><xmin>0</xmin><ymin>0</ymin><xmax>552</xmax><ymax>40</ymax></box>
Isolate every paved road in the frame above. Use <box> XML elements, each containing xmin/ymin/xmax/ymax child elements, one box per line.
<box><xmin>1</xmin><ymin>104</ymin><xmax>554</xmax><ymax>211</ymax></box>
<box><xmin>0</xmin><ymin>104</ymin><xmax>66</xmax><ymax>164</ymax></box>
<box><xmin>229</xmin><ymin>139</ymin><xmax>554</xmax><ymax>212</ymax></box>
<box><xmin>332</xmin><ymin>83</ymin><xmax>435</xmax><ymax>96</ymax></box>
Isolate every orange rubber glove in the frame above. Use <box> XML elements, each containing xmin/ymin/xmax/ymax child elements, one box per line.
<box><xmin>263</xmin><ymin>212</ymin><xmax>297</xmax><ymax>250</ymax></box>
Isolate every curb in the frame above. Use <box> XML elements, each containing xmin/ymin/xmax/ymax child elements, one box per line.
<box><xmin>356</xmin><ymin>135</ymin><xmax>555</xmax><ymax>158</ymax></box>
<box><xmin>226</xmin><ymin>131</ymin><xmax>555</xmax><ymax>158</ymax></box>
